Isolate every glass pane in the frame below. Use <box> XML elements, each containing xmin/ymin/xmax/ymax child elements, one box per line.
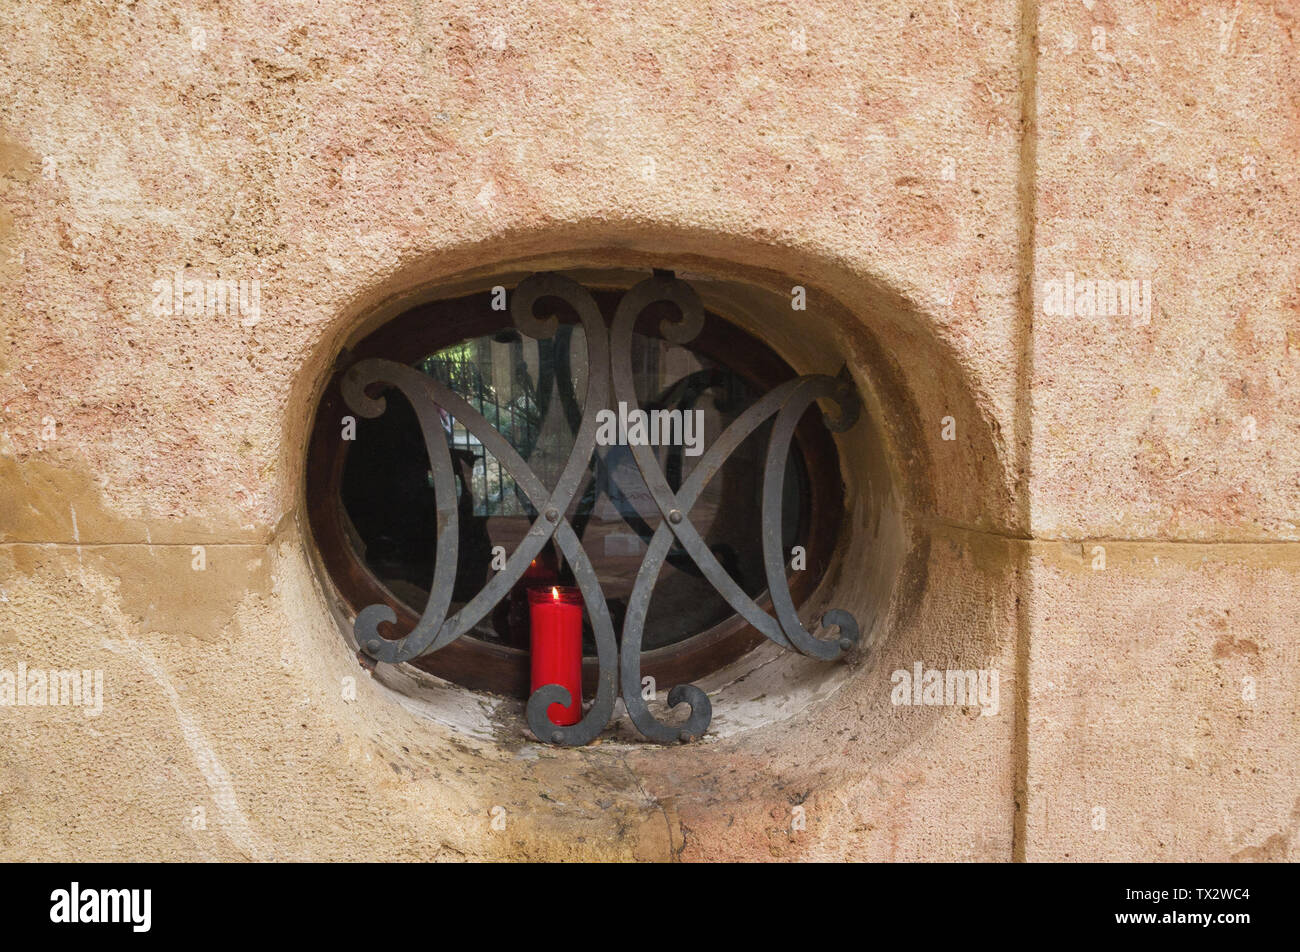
<box><xmin>340</xmin><ymin>323</ymin><xmax>807</xmax><ymax>654</ymax></box>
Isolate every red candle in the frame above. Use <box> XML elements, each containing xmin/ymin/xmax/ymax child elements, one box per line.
<box><xmin>528</xmin><ymin>586</ymin><xmax>584</xmax><ymax>726</ymax></box>
<box><xmin>497</xmin><ymin>554</ymin><xmax>560</xmax><ymax>649</ymax></box>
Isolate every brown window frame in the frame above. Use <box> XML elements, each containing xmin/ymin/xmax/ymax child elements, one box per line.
<box><xmin>306</xmin><ymin>284</ymin><xmax>845</xmax><ymax>698</ymax></box>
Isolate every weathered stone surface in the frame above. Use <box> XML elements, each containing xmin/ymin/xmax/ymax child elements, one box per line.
<box><xmin>1023</xmin><ymin>542</ymin><xmax>1300</xmax><ymax>861</ymax></box>
<box><xmin>0</xmin><ymin>519</ymin><xmax>1016</xmax><ymax>861</ymax></box>
<box><xmin>0</xmin><ymin>0</ymin><xmax>1296</xmax><ymax>861</ymax></box>
<box><xmin>0</xmin><ymin>0</ymin><xmax>1027</xmax><ymax>538</ymax></box>
<box><xmin>1030</xmin><ymin>0</ymin><xmax>1300</xmax><ymax>541</ymax></box>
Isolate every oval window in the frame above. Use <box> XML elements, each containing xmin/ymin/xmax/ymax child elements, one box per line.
<box><xmin>307</xmin><ymin>277</ymin><xmax>844</xmax><ymax>697</ymax></box>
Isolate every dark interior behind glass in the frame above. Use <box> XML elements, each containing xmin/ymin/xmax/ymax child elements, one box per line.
<box><xmin>340</xmin><ymin>322</ymin><xmax>807</xmax><ymax>654</ymax></box>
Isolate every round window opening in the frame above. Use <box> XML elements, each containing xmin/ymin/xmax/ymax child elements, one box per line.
<box><xmin>307</xmin><ymin>274</ymin><xmax>846</xmax><ymax>699</ymax></box>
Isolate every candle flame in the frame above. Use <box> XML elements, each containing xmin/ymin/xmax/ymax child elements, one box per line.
<box><xmin>551</xmin><ymin>586</ymin><xmax>560</xmax><ymax>600</ymax></box>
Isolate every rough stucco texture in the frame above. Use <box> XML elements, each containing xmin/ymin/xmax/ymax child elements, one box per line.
<box><xmin>0</xmin><ymin>0</ymin><xmax>1296</xmax><ymax>860</ymax></box>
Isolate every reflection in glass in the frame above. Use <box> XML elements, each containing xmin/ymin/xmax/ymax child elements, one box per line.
<box><xmin>341</xmin><ymin>324</ymin><xmax>805</xmax><ymax>654</ymax></box>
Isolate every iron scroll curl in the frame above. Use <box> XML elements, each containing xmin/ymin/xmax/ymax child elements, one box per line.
<box><xmin>340</xmin><ymin>271</ymin><xmax>863</xmax><ymax>746</ymax></box>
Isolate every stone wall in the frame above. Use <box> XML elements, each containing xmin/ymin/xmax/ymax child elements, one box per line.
<box><xmin>0</xmin><ymin>0</ymin><xmax>1295</xmax><ymax>860</ymax></box>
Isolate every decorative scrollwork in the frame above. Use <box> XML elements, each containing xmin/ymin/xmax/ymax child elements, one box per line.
<box><xmin>341</xmin><ymin>271</ymin><xmax>863</xmax><ymax>746</ymax></box>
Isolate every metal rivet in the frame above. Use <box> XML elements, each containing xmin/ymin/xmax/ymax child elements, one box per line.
<box><xmin>839</xmin><ymin>638</ymin><xmax>853</xmax><ymax>651</ymax></box>
<box><xmin>544</xmin><ymin>508</ymin><xmax>559</xmax><ymax>522</ymax></box>
<box><xmin>678</xmin><ymin>730</ymin><xmax>691</xmax><ymax>743</ymax></box>
<box><xmin>551</xmin><ymin>731</ymin><xmax>563</xmax><ymax>743</ymax></box>
<box><xmin>668</xmin><ymin>509</ymin><xmax>682</xmax><ymax>524</ymax></box>
<box><xmin>366</xmin><ymin>640</ymin><xmax>383</xmax><ymax>654</ymax></box>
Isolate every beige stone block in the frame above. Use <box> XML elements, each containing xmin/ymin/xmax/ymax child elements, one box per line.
<box><xmin>1024</xmin><ymin>542</ymin><xmax>1300</xmax><ymax>860</ymax></box>
<box><xmin>0</xmin><ymin>506</ymin><xmax>1015</xmax><ymax>860</ymax></box>
<box><xmin>0</xmin><ymin>0</ymin><xmax>1029</xmax><ymax>540</ymax></box>
<box><xmin>1030</xmin><ymin>1</ymin><xmax>1300</xmax><ymax>540</ymax></box>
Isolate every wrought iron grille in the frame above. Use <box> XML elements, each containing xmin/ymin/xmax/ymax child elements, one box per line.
<box><xmin>341</xmin><ymin>271</ymin><xmax>863</xmax><ymax>746</ymax></box>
